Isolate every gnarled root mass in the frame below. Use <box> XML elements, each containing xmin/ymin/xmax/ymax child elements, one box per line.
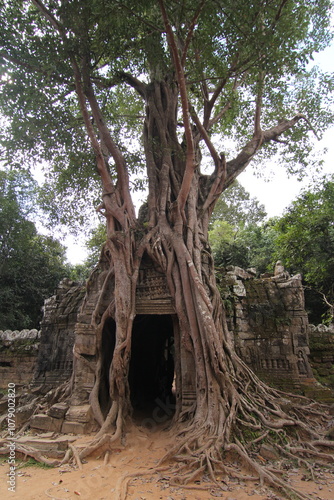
<box><xmin>155</xmin><ymin>383</ymin><xmax>334</xmax><ymax>500</ymax></box>
<box><xmin>1</xmin><ymin>374</ymin><xmax>333</xmax><ymax>500</ymax></box>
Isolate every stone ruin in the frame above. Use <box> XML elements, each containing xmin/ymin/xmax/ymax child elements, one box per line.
<box><xmin>0</xmin><ymin>329</ymin><xmax>40</xmax><ymax>388</ymax></box>
<box><xmin>308</xmin><ymin>323</ymin><xmax>334</xmax><ymax>395</ymax></box>
<box><xmin>222</xmin><ymin>266</ymin><xmax>313</xmax><ymax>389</ymax></box>
<box><xmin>1</xmin><ymin>264</ymin><xmax>333</xmax><ymax>434</ymax></box>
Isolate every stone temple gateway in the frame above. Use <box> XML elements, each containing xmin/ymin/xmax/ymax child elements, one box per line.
<box><xmin>66</xmin><ymin>253</ymin><xmax>199</xmax><ymax>432</ymax></box>
<box><xmin>1</xmin><ymin>262</ymin><xmax>329</xmax><ymax>435</ymax></box>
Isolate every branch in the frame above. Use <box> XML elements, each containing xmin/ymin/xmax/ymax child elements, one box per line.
<box><xmin>181</xmin><ymin>0</ymin><xmax>206</xmax><ymax>67</ymax></box>
<box><xmin>254</xmin><ymin>71</ymin><xmax>265</xmax><ymax>139</ymax></box>
<box><xmin>201</xmin><ymin>153</ymin><xmax>226</xmax><ymax>216</ymax></box>
<box><xmin>208</xmin><ymin>73</ymin><xmax>247</xmax><ymax>129</ymax></box>
<box><xmin>203</xmin><ymin>76</ymin><xmax>228</xmax><ymax>128</ymax></box>
<box><xmin>158</xmin><ymin>0</ymin><xmax>196</xmax><ymax>212</ymax></box>
<box><xmin>118</xmin><ymin>72</ymin><xmax>147</xmax><ymax>98</ymax></box>
<box><xmin>225</xmin><ymin>113</ymin><xmax>318</xmax><ymax>186</ymax></box>
<box><xmin>189</xmin><ymin>107</ymin><xmax>226</xmax><ymax>217</ymax></box>
<box><xmin>31</xmin><ymin>0</ymin><xmax>65</xmax><ymax>35</ymax></box>
<box><xmin>189</xmin><ymin>106</ymin><xmax>220</xmax><ymax>169</ymax></box>
<box><xmin>82</xmin><ymin>62</ymin><xmax>136</xmax><ymax>222</ymax></box>
<box><xmin>32</xmin><ymin>0</ymin><xmax>132</xmax><ymax>227</ymax></box>
<box><xmin>271</xmin><ymin>0</ymin><xmax>290</xmax><ymax>29</ymax></box>
<box><xmin>262</xmin><ymin>113</ymin><xmax>320</xmax><ymax>142</ymax></box>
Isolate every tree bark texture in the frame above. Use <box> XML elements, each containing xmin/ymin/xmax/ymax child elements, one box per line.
<box><xmin>24</xmin><ymin>4</ymin><xmax>333</xmax><ymax>494</ymax></box>
<box><xmin>66</xmin><ymin>77</ymin><xmax>333</xmax><ymax>500</ymax></box>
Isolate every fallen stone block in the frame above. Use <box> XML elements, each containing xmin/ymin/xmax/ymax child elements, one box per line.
<box><xmin>30</xmin><ymin>414</ymin><xmax>63</xmax><ymax>433</ymax></box>
<box><xmin>15</xmin><ymin>435</ymin><xmax>76</xmax><ymax>458</ymax></box>
<box><xmin>61</xmin><ymin>421</ymin><xmax>88</xmax><ymax>434</ymax></box>
<box><xmin>48</xmin><ymin>403</ymin><xmax>69</xmax><ymax>419</ymax></box>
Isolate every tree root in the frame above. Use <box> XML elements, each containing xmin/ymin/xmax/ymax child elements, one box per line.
<box><xmin>153</xmin><ymin>389</ymin><xmax>334</xmax><ymax>500</ymax></box>
<box><xmin>0</xmin><ymin>443</ymin><xmax>61</xmax><ymax>467</ymax></box>
<box><xmin>1</xmin><ymin>362</ymin><xmax>332</xmax><ymax>500</ymax></box>
<box><xmin>69</xmin><ymin>443</ymin><xmax>83</xmax><ymax>470</ymax></box>
<box><xmin>115</xmin><ymin>469</ymin><xmax>156</xmax><ymax>500</ymax></box>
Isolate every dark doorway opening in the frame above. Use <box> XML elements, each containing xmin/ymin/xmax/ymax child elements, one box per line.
<box><xmin>129</xmin><ymin>314</ymin><xmax>175</xmax><ymax>422</ymax></box>
<box><xmin>99</xmin><ymin>317</ymin><xmax>116</xmax><ymax>416</ymax></box>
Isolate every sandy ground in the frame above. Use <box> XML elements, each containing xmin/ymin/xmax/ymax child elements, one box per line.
<box><xmin>1</xmin><ymin>423</ymin><xmax>334</xmax><ymax>500</ymax></box>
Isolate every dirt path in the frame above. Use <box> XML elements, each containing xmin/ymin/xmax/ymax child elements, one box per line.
<box><xmin>1</xmin><ymin>424</ymin><xmax>333</xmax><ymax>500</ymax></box>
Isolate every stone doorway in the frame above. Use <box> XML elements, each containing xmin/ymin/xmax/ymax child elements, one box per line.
<box><xmin>128</xmin><ymin>314</ymin><xmax>175</xmax><ymax>422</ymax></box>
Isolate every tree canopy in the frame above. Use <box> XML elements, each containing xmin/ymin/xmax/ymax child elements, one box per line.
<box><xmin>0</xmin><ymin>169</ymin><xmax>69</xmax><ymax>330</ymax></box>
<box><xmin>1</xmin><ymin>1</ymin><xmax>334</xmax><ymax>496</ymax></box>
<box><xmin>0</xmin><ymin>0</ymin><xmax>333</xmax><ymax>230</ymax></box>
<box><xmin>210</xmin><ymin>175</ymin><xmax>334</xmax><ymax>323</ymax></box>
<box><xmin>275</xmin><ymin>175</ymin><xmax>334</xmax><ymax>322</ymax></box>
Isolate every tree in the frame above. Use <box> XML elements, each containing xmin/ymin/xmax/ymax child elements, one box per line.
<box><xmin>1</xmin><ymin>0</ymin><xmax>333</xmax><ymax>494</ymax></box>
<box><xmin>209</xmin><ymin>181</ymin><xmax>268</xmax><ymax>269</ymax></box>
<box><xmin>274</xmin><ymin>175</ymin><xmax>334</xmax><ymax>323</ymax></box>
<box><xmin>67</xmin><ymin>223</ymin><xmax>107</xmax><ymax>281</ymax></box>
<box><xmin>210</xmin><ymin>180</ymin><xmax>267</xmax><ymax>229</ymax></box>
<box><xmin>0</xmin><ymin>169</ymin><xmax>69</xmax><ymax>329</ymax></box>
<box><xmin>238</xmin><ymin>219</ymin><xmax>280</xmax><ymax>273</ymax></box>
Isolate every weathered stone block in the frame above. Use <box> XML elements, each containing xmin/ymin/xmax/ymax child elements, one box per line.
<box><xmin>61</xmin><ymin>421</ymin><xmax>88</xmax><ymax>434</ymax></box>
<box><xmin>233</xmin><ymin>281</ymin><xmax>246</xmax><ymax>297</ymax></box>
<box><xmin>65</xmin><ymin>404</ymin><xmax>92</xmax><ymax>424</ymax></box>
<box><xmin>16</xmin><ymin>435</ymin><xmax>76</xmax><ymax>458</ymax></box>
<box><xmin>48</xmin><ymin>403</ymin><xmax>69</xmax><ymax>419</ymax></box>
<box><xmin>30</xmin><ymin>414</ymin><xmax>63</xmax><ymax>432</ymax></box>
<box><xmin>74</xmin><ymin>333</ymin><xmax>96</xmax><ymax>355</ymax></box>
<box><xmin>15</xmin><ymin>402</ymin><xmax>36</xmax><ymax>427</ymax></box>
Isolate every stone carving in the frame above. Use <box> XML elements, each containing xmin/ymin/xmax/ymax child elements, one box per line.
<box><xmin>135</xmin><ymin>258</ymin><xmax>174</xmax><ymax>315</ymax></box>
<box><xmin>308</xmin><ymin>324</ymin><xmax>334</xmax><ymax>391</ymax></box>
<box><xmin>273</xmin><ymin>260</ymin><xmax>290</xmax><ymax>280</ymax></box>
<box><xmin>2</xmin><ymin>263</ymin><xmax>332</xmax><ymax>433</ymax></box>
<box><xmin>222</xmin><ymin>265</ymin><xmax>314</xmax><ymax>389</ymax></box>
<box><xmin>0</xmin><ymin>329</ymin><xmax>40</xmax><ymax>389</ymax></box>
<box><xmin>136</xmin><ymin>267</ymin><xmax>170</xmax><ymax>300</ymax></box>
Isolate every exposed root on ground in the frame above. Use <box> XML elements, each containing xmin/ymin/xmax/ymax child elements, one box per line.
<box><xmin>152</xmin><ymin>389</ymin><xmax>334</xmax><ymax>500</ymax></box>
<box><xmin>1</xmin><ymin>369</ymin><xmax>333</xmax><ymax>500</ymax></box>
<box><xmin>0</xmin><ymin>392</ymin><xmax>333</xmax><ymax>500</ymax></box>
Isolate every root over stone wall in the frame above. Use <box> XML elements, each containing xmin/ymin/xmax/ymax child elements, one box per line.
<box><xmin>1</xmin><ymin>268</ymin><xmax>334</xmax><ymax>434</ymax></box>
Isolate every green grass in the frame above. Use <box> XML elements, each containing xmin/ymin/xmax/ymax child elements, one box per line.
<box><xmin>17</xmin><ymin>458</ymin><xmax>53</xmax><ymax>469</ymax></box>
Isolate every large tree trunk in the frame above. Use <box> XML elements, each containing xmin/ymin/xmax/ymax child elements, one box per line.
<box><xmin>72</xmin><ymin>79</ymin><xmax>333</xmax><ymax>498</ymax></box>
<box><xmin>2</xmin><ymin>3</ymin><xmax>332</xmax><ymax>497</ymax></box>
<box><xmin>81</xmin><ymin>76</ymin><xmax>229</xmax><ymax>433</ymax></box>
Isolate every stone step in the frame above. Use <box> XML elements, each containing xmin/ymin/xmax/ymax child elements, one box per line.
<box><xmin>15</xmin><ymin>434</ymin><xmax>77</xmax><ymax>458</ymax></box>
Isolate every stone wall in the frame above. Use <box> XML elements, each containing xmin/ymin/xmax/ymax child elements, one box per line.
<box><xmin>33</xmin><ymin>278</ymin><xmax>85</xmax><ymax>393</ymax></box>
<box><xmin>2</xmin><ymin>267</ymin><xmax>333</xmax><ymax>433</ymax></box>
<box><xmin>0</xmin><ymin>270</ymin><xmax>319</xmax><ymax>395</ymax></box>
<box><xmin>0</xmin><ymin>329</ymin><xmax>40</xmax><ymax>389</ymax></box>
<box><xmin>220</xmin><ymin>266</ymin><xmax>314</xmax><ymax>390</ymax></box>
<box><xmin>308</xmin><ymin>324</ymin><xmax>334</xmax><ymax>390</ymax></box>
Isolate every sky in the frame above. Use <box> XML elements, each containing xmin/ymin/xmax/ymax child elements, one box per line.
<box><xmin>239</xmin><ymin>126</ymin><xmax>334</xmax><ymax>218</ymax></box>
<box><xmin>64</xmin><ymin>38</ymin><xmax>334</xmax><ymax>265</ymax></box>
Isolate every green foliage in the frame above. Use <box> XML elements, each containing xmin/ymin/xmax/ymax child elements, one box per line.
<box><xmin>17</xmin><ymin>458</ymin><xmax>53</xmax><ymax>469</ymax></box>
<box><xmin>0</xmin><ymin>0</ymin><xmax>332</xmax><ymax>232</ymax></box>
<box><xmin>210</xmin><ymin>181</ymin><xmax>267</xmax><ymax>229</ymax></box>
<box><xmin>211</xmin><ymin>175</ymin><xmax>334</xmax><ymax>323</ymax></box>
<box><xmin>85</xmin><ymin>223</ymin><xmax>107</xmax><ymax>267</ymax></box>
<box><xmin>209</xmin><ymin>182</ymin><xmax>276</xmax><ymax>272</ymax></box>
<box><xmin>66</xmin><ymin>223</ymin><xmax>107</xmax><ymax>281</ymax></box>
<box><xmin>0</xmin><ymin>169</ymin><xmax>69</xmax><ymax>330</ymax></box>
<box><xmin>68</xmin><ymin>262</ymin><xmax>91</xmax><ymax>282</ymax></box>
<box><xmin>236</xmin><ymin>220</ymin><xmax>280</xmax><ymax>274</ymax></box>
<box><xmin>273</xmin><ymin>175</ymin><xmax>334</xmax><ymax>323</ymax></box>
